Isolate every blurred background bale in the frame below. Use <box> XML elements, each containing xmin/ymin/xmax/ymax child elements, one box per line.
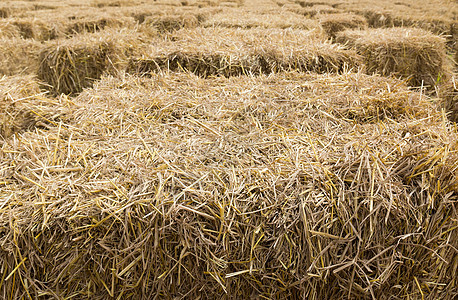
<box><xmin>336</xmin><ymin>27</ymin><xmax>450</xmax><ymax>88</ymax></box>
<box><xmin>319</xmin><ymin>13</ymin><xmax>367</xmax><ymax>39</ymax></box>
<box><xmin>0</xmin><ymin>37</ymin><xmax>43</xmax><ymax>75</ymax></box>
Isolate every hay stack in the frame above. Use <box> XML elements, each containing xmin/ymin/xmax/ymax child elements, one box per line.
<box><xmin>336</xmin><ymin>27</ymin><xmax>450</xmax><ymax>87</ymax></box>
<box><xmin>0</xmin><ymin>37</ymin><xmax>43</xmax><ymax>75</ymax></box>
<box><xmin>0</xmin><ymin>71</ymin><xmax>456</xmax><ymax>298</ymax></box>
<box><xmin>319</xmin><ymin>13</ymin><xmax>367</xmax><ymax>39</ymax></box>
<box><xmin>128</xmin><ymin>27</ymin><xmax>359</xmax><ymax>77</ymax></box>
<box><xmin>37</xmin><ymin>30</ymin><xmax>141</xmax><ymax>95</ymax></box>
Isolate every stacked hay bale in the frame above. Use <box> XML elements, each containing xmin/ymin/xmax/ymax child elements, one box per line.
<box><xmin>319</xmin><ymin>13</ymin><xmax>367</xmax><ymax>39</ymax></box>
<box><xmin>336</xmin><ymin>27</ymin><xmax>450</xmax><ymax>88</ymax></box>
<box><xmin>0</xmin><ymin>72</ymin><xmax>456</xmax><ymax>299</ymax></box>
<box><xmin>127</xmin><ymin>27</ymin><xmax>359</xmax><ymax>77</ymax></box>
<box><xmin>37</xmin><ymin>29</ymin><xmax>141</xmax><ymax>95</ymax></box>
<box><xmin>0</xmin><ymin>37</ymin><xmax>43</xmax><ymax>75</ymax></box>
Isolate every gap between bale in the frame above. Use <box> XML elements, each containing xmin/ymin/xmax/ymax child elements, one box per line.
<box><xmin>0</xmin><ymin>71</ymin><xmax>456</xmax><ymax>299</ymax></box>
<box><xmin>37</xmin><ymin>29</ymin><xmax>143</xmax><ymax>95</ymax></box>
<box><xmin>0</xmin><ymin>37</ymin><xmax>43</xmax><ymax>75</ymax></box>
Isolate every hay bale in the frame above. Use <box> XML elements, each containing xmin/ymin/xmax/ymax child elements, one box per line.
<box><xmin>0</xmin><ymin>20</ymin><xmax>20</xmax><ymax>38</ymax></box>
<box><xmin>128</xmin><ymin>27</ymin><xmax>359</xmax><ymax>77</ymax></box>
<box><xmin>203</xmin><ymin>9</ymin><xmax>321</xmax><ymax>30</ymax></box>
<box><xmin>0</xmin><ymin>75</ymin><xmax>68</xmax><ymax>140</ymax></box>
<box><xmin>319</xmin><ymin>13</ymin><xmax>367</xmax><ymax>39</ymax></box>
<box><xmin>0</xmin><ymin>71</ymin><xmax>456</xmax><ymax>298</ymax></box>
<box><xmin>292</xmin><ymin>4</ymin><xmax>341</xmax><ymax>17</ymax></box>
<box><xmin>143</xmin><ymin>14</ymin><xmax>200</xmax><ymax>33</ymax></box>
<box><xmin>37</xmin><ymin>30</ymin><xmax>141</xmax><ymax>95</ymax></box>
<box><xmin>336</xmin><ymin>27</ymin><xmax>450</xmax><ymax>87</ymax></box>
<box><xmin>0</xmin><ymin>7</ymin><xmax>10</xmax><ymax>18</ymax></box>
<box><xmin>0</xmin><ymin>37</ymin><xmax>43</xmax><ymax>75</ymax></box>
<box><xmin>65</xmin><ymin>15</ymin><xmax>136</xmax><ymax>35</ymax></box>
<box><xmin>12</xmin><ymin>18</ymin><xmax>64</xmax><ymax>40</ymax></box>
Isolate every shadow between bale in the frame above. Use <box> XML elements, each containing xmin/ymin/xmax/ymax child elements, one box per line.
<box><xmin>37</xmin><ymin>30</ymin><xmax>140</xmax><ymax>95</ymax></box>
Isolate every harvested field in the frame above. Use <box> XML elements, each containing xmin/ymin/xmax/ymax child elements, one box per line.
<box><xmin>128</xmin><ymin>27</ymin><xmax>359</xmax><ymax>77</ymax></box>
<box><xmin>0</xmin><ymin>0</ymin><xmax>457</xmax><ymax>299</ymax></box>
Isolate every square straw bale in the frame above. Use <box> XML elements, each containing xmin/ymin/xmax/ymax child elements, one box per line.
<box><xmin>143</xmin><ymin>14</ymin><xmax>200</xmax><ymax>33</ymax></box>
<box><xmin>0</xmin><ymin>71</ymin><xmax>456</xmax><ymax>299</ymax></box>
<box><xmin>0</xmin><ymin>75</ymin><xmax>69</xmax><ymax>140</ymax></box>
<box><xmin>202</xmin><ymin>9</ymin><xmax>321</xmax><ymax>30</ymax></box>
<box><xmin>0</xmin><ymin>7</ymin><xmax>9</xmax><ymax>18</ymax></box>
<box><xmin>11</xmin><ymin>17</ymin><xmax>65</xmax><ymax>40</ymax></box>
<box><xmin>65</xmin><ymin>15</ymin><xmax>137</xmax><ymax>35</ymax></box>
<box><xmin>127</xmin><ymin>27</ymin><xmax>359</xmax><ymax>77</ymax></box>
<box><xmin>291</xmin><ymin>4</ymin><xmax>341</xmax><ymax>18</ymax></box>
<box><xmin>0</xmin><ymin>20</ymin><xmax>20</xmax><ymax>38</ymax></box>
<box><xmin>319</xmin><ymin>13</ymin><xmax>367</xmax><ymax>39</ymax></box>
<box><xmin>336</xmin><ymin>27</ymin><xmax>450</xmax><ymax>87</ymax></box>
<box><xmin>0</xmin><ymin>37</ymin><xmax>43</xmax><ymax>75</ymax></box>
<box><xmin>37</xmin><ymin>29</ymin><xmax>142</xmax><ymax>95</ymax></box>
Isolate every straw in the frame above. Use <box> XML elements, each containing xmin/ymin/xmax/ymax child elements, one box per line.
<box><xmin>0</xmin><ymin>71</ymin><xmax>456</xmax><ymax>299</ymax></box>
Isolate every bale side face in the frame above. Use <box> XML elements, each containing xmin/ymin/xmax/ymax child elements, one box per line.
<box><xmin>0</xmin><ymin>75</ymin><xmax>68</xmax><ymax>139</ymax></box>
<box><xmin>127</xmin><ymin>27</ymin><xmax>359</xmax><ymax>77</ymax></box>
<box><xmin>37</xmin><ymin>30</ymin><xmax>139</xmax><ymax>95</ymax></box>
<box><xmin>37</xmin><ymin>42</ymin><xmax>112</xmax><ymax>95</ymax></box>
<box><xmin>336</xmin><ymin>27</ymin><xmax>449</xmax><ymax>87</ymax></box>
<box><xmin>319</xmin><ymin>13</ymin><xmax>368</xmax><ymax>39</ymax></box>
<box><xmin>0</xmin><ymin>37</ymin><xmax>43</xmax><ymax>75</ymax></box>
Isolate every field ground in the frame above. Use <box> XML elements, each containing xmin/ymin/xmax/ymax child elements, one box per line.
<box><xmin>0</xmin><ymin>0</ymin><xmax>457</xmax><ymax>299</ymax></box>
